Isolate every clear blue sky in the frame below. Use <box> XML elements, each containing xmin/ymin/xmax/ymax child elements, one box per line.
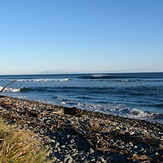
<box><xmin>0</xmin><ymin>0</ymin><xmax>163</xmax><ymax>74</ymax></box>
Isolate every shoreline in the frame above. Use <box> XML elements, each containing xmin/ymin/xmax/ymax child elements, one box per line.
<box><xmin>0</xmin><ymin>95</ymin><xmax>163</xmax><ymax>162</ymax></box>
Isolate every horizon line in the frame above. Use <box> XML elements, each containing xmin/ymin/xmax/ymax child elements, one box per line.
<box><xmin>0</xmin><ymin>71</ymin><xmax>163</xmax><ymax>76</ymax></box>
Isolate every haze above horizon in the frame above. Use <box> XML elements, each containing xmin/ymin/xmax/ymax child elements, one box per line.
<box><xmin>0</xmin><ymin>0</ymin><xmax>163</xmax><ymax>75</ymax></box>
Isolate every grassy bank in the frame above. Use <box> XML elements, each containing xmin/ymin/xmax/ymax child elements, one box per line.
<box><xmin>0</xmin><ymin>118</ymin><xmax>48</xmax><ymax>163</ymax></box>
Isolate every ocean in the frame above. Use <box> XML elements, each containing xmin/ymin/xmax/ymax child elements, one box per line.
<box><xmin>0</xmin><ymin>72</ymin><xmax>163</xmax><ymax>123</ymax></box>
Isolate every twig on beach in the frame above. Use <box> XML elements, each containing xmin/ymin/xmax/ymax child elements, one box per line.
<box><xmin>73</xmin><ymin>127</ymin><xmax>94</xmax><ymax>147</ymax></box>
<box><xmin>0</xmin><ymin>80</ymin><xmax>16</xmax><ymax>92</ymax></box>
<box><xmin>122</xmin><ymin>135</ymin><xmax>163</xmax><ymax>145</ymax></box>
<box><xmin>96</xmin><ymin>146</ymin><xmax>129</xmax><ymax>154</ymax></box>
<box><xmin>132</xmin><ymin>154</ymin><xmax>152</xmax><ymax>161</ymax></box>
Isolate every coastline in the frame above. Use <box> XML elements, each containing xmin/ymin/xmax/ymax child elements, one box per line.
<box><xmin>0</xmin><ymin>96</ymin><xmax>163</xmax><ymax>162</ymax></box>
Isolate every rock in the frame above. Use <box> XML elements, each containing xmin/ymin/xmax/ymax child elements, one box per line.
<box><xmin>55</xmin><ymin>142</ymin><xmax>60</xmax><ymax>148</ymax></box>
<box><xmin>0</xmin><ymin>96</ymin><xmax>163</xmax><ymax>162</ymax></box>
<box><xmin>100</xmin><ymin>157</ymin><xmax>107</xmax><ymax>163</ymax></box>
<box><xmin>89</xmin><ymin>148</ymin><xmax>94</xmax><ymax>154</ymax></box>
<box><xmin>83</xmin><ymin>160</ymin><xmax>88</xmax><ymax>163</ymax></box>
<box><xmin>91</xmin><ymin>159</ymin><xmax>96</xmax><ymax>162</ymax></box>
<box><xmin>125</xmin><ymin>132</ymin><xmax>130</xmax><ymax>136</ymax></box>
<box><xmin>52</xmin><ymin>157</ymin><xmax>58</xmax><ymax>162</ymax></box>
<box><xmin>70</xmin><ymin>139</ymin><xmax>75</xmax><ymax>144</ymax></box>
<box><xmin>64</xmin><ymin>155</ymin><xmax>73</xmax><ymax>163</ymax></box>
<box><xmin>134</xmin><ymin>145</ymin><xmax>138</xmax><ymax>149</ymax></box>
<box><xmin>128</xmin><ymin>142</ymin><xmax>133</xmax><ymax>147</ymax></box>
<box><xmin>67</xmin><ymin>134</ymin><xmax>71</xmax><ymax>139</ymax></box>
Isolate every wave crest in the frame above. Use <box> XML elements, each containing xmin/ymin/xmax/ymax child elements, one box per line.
<box><xmin>16</xmin><ymin>78</ymin><xmax>70</xmax><ymax>82</ymax></box>
<box><xmin>57</xmin><ymin>100</ymin><xmax>163</xmax><ymax>123</ymax></box>
<box><xmin>0</xmin><ymin>86</ymin><xmax>21</xmax><ymax>93</ymax></box>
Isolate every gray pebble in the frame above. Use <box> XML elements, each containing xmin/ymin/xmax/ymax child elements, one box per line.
<box><xmin>91</xmin><ymin>158</ymin><xmax>96</xmax><ymax>162</ymax></box>
<box><xmin>1</xmin><ymin>97</ymin><xmax>163</xmax><ymax>162</ymax></box>
<box><xmin>64</xmin><ymin>155</ymin><xmax>73</xmax><ymax>163</ymax></box>
<box><xmin>100</xmin><ymin>157</ymin><xmax>107</xmax><ymax>163</ymax></box>
<box><xmin>67</xmin><ymin>134</ymin><xmax>71</xmax><ymax>139</ymax></box>
<box><xmin>83</xmin><ymin>160</ymin><xmax>88</xmax><ymax>163</ymax></box>
<box><xmin>128</xmin><ymin>142</ymin><xmax>133</xmax><ymax>147</ymax></box>
<box><xmin>70</xmin><ymin>139</ymin><xmax>75</xmax><ymax>144</ymax></box>
<box><xmin>89</xmin><ymin>148</ymin><xmax>94</xmax><ymax>154</ymax></box>
<box><xmin>55</xmin><ymin>142</ymin><xmax>60</xmax><ymax>148</ymax></box>
<box><xmin>134</xmin><ymin>145</ymin><xmax>138</xmax><ymax>149</ymax></box>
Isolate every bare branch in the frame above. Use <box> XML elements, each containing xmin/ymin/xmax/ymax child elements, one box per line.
<box><xmin>0</xmin><ymin>80</ymin><xmax>16</xmax><ymax>92</ymax></box>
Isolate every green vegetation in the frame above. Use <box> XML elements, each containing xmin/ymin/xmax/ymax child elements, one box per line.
<box><xmin>0</xmin><ymin>118</ymin><xmax>48</xmax><ymax>163</ymax></box>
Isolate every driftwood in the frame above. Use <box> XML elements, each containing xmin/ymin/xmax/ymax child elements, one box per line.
<box><xmin>64</xmin><ymin>107</ymin><xmax>83</xmax><ymax>116</ymax></box>
<box><xmin>132</xmin><ymin>154</ymin><xmax>152</xmax><ymax>161</ymax></box>
<box><xmin>122</xmin><ymin>135</ymin><xmax>163</xmax><ymax>146</ymax></box>
<box><xmin>96</xmin><ymin>147</ymin><xmax>129</xmax><ymax>154</ymax></box>
<box><xmin>0</xmin><ymin>80</ymin><xmax>16</xmax><ymax>92</ymax></box>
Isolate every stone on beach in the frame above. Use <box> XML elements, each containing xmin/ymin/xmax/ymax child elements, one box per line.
<box><xmin>0</xmin><ymin>96</ymin><xmax>163</xmax><ymax>162</ymax></box>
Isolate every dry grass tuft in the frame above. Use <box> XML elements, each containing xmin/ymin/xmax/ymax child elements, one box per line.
<box><xmin>0</xmin><ymin>118</ymin><xmax>49</xmax><ymax>163</ymax></box>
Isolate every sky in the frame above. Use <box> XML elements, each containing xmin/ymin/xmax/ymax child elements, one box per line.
<box><xmin>0</xmin><ymin>0</ymin><xmax>163</xmax><ymax>75</ymax></box>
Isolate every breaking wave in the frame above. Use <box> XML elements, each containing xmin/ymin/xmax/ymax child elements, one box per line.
<box><xmin>58</xmin><ymin>100</ymin><xmax>163</xmax><ymax>123</ymax></box>
<box><xmin>0</xmin><ymin>86</ymin><xmax>21</xmax><ymax>93</ymax></box>
<box><xmin>79</xmin><ymin>74</ymin><xmax>163</xmax><ymax>82</ymax></box>
<box><xmin>16</xmin><ymin>78</ymin><xmax>70</xmax><ymax>82</ymax></box>
<box><xmin>1</xmin><ymin>73</ymin><xmax>163</xmax><ymax>124</ymax></box>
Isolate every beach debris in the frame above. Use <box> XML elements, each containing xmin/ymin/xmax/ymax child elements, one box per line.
<box><xmin>64</xmin><ymin>107</ymin><xmax>83</xmax><ymax>116</ymax></box>
<box><xmin>132</xmin><ymin>154</ymin><xmax>152</xmax><ymax>161</ymax></box>
<box><xmin>0</xmin><ymin>96</ymin><xmax>163</xmax><ymax>162</ymax></box>
<box><xmin>52</xmin><ymin>111</ymin><xmax>63</xmax><ymax>115</ymax></box>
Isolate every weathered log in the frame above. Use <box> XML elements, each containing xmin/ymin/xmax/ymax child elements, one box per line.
<box><xmin>64</xmin><ymin>107</ymin><xmax>83</xmax><ymax>116</ymax></box>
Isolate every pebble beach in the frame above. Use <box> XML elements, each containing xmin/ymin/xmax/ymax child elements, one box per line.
<box><xmin>0</xmin><ymin>96</ymin><xmax>163</xmax><ymax>163</ymax></box>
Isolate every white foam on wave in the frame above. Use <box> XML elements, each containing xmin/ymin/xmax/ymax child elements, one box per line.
<box><xmin>58</xmin><ymin>100</ymin><xmax>158</xmax><ymax>120</ymax></box>
<box><xmin>5</xmin><ymin>88</ymin><xmax>21</xmax><ymax>93</ymax></box>
<box><xmin>92</xmin><ymin>75</ymin><xmax>104</xmax><ymax>77</ymax></box>
<box><xmin>0</xmin><ymin>86</ymin><xmax>21</xmax><ymax>93</ymax></box>
<box><xmin>17</xmin><ymin>78</ymin><xmax>70</xmax><ymax>82</ymax></box>
<box><xmin>92</xmin><ymin>74</ymin><xmax>108</xmax><ymax>78</ymax></box>
<box><xmin>108</xmin><ymin>106</ymin><xmax>155</xmax><ymax>119</ymax></box>
<box><xmin>130</xmin><ymin>108</ymin><xmax>149</xmax><ymax>117</ymax></box>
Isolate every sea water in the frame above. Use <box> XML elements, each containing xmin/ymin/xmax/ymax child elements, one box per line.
<box><xmin>0</xmin><ymin>73</ymin><xmax>163</xmax><ymax>123</ymax></box>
